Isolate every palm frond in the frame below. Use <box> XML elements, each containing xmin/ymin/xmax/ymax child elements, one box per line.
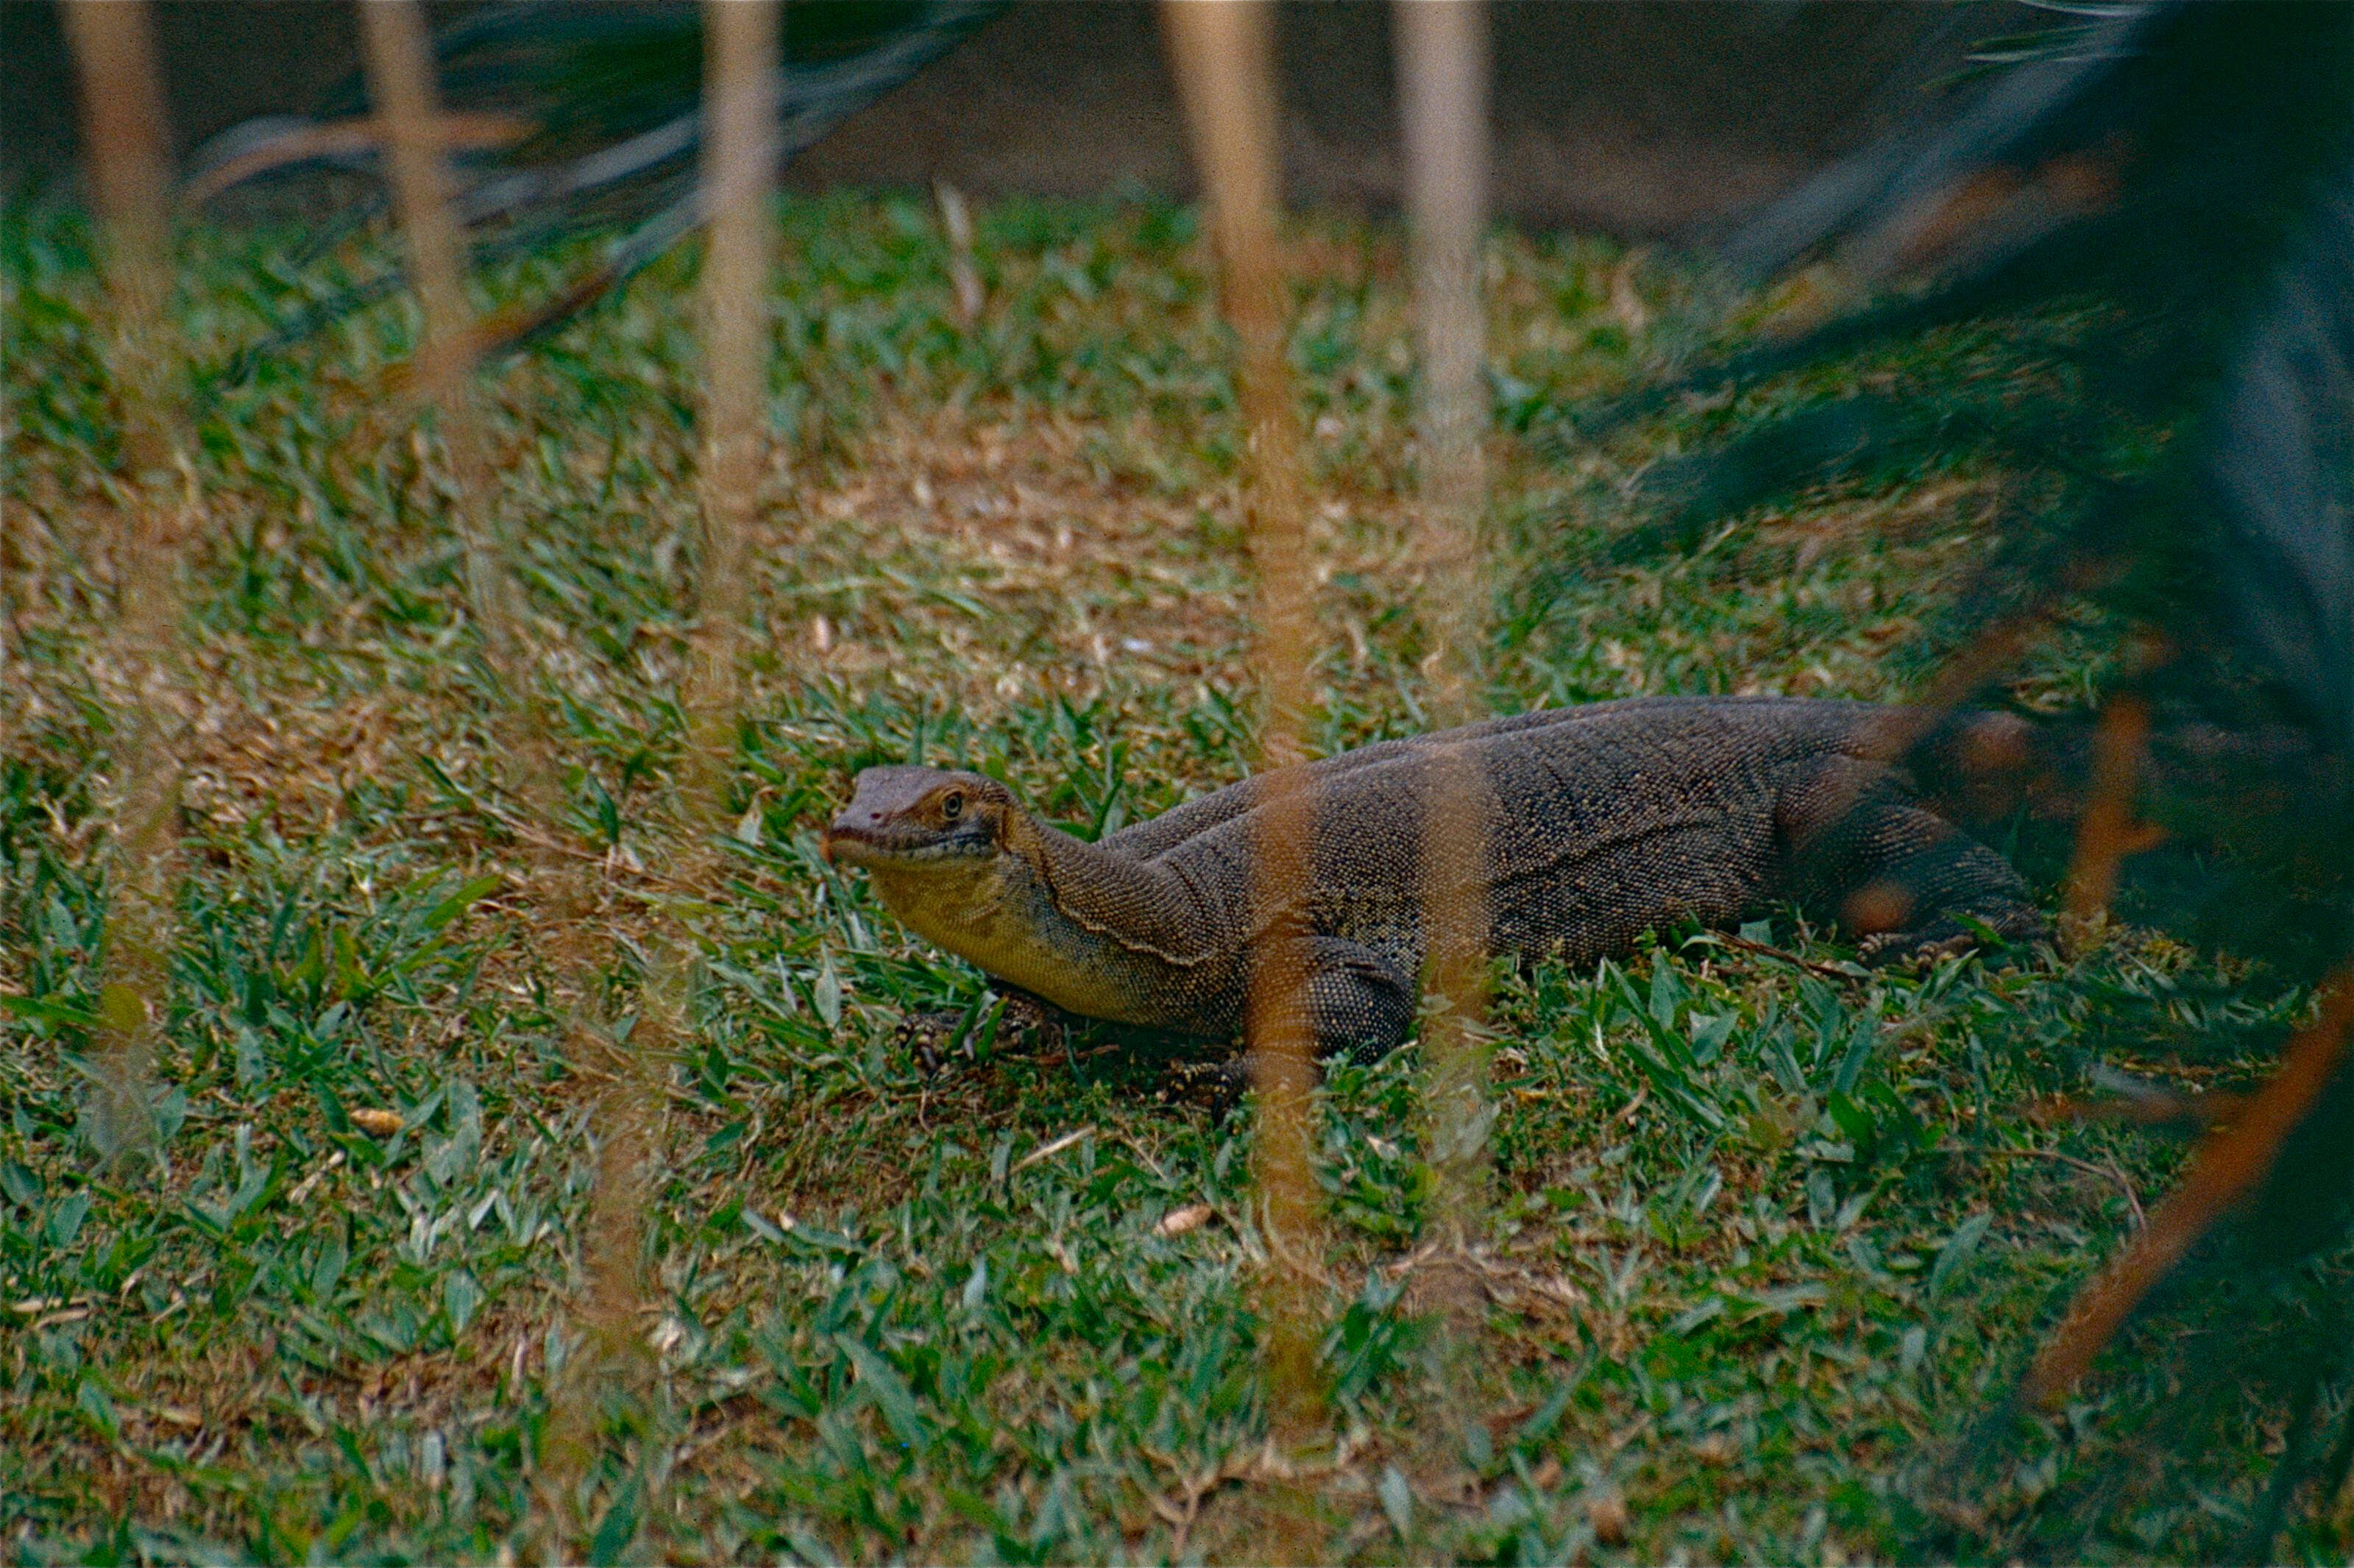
<box><xmin>188</xmin><ymin>0</ymin><xmax>1007</xmax><ymax>384</ymax></box>
<box><xmin>1575</xmin><ymin>4</ymin><xmax>2354</xmax><ymax>1544</ymax></box>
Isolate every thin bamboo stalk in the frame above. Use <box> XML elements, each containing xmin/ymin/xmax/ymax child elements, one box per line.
<box><xmin>1397</xmin><ymin>0</ymin><xmax>1491</xmax><ymax>691</ymax></box>
<box><xmin>60</xmin><ymin>0</ymin><xmax>190</xmax><ymax>1166</ymax></box>
<box><xmin>357</xmin><ymin>0</ymin><xmax>519</xmax><ymax>667</ymax></box>
<box><xmin>358</xmin><ymin>8</ymin><xmax>631</xmax><ymax>1550</ymax></box>
<box><xmin>935</xmin><ymin>180</ymin><xmax>985</xmax><ymax>324</ymax></box>
<box><xmin>685</xmin><ymin>0</ymin><xmax>778</xmax><ymax>791</ymax></box>
<box><xmin>551</xmin><ymin>4</ymin><xmax>777</xmax><ymax>1554</ymax></box>
<box><xmin>1158</xmin><ymin>0</ymin><xmax>1329</xmax><ymax>1462</ymax></box>
<box><xmin>635</xmin><ymin>0</ymin><xmax>781</xmax><ymax>1153</ymax></box>
<box><xmin>61</xmin><ymin>1</ymin><xmax>172</xmax><ymax>481</ymax></box>
<box><xmin>1395</xmin><ymin>0</ymin><xmax>1495</xmax><ymax>1259</ymax></box>
<box><xmin>617</xmin><ymin>0</ymin><xmax>781</xmax><ymax>1310</ymax></box>
<box><xmin>596</xmin><ymin>0</ymin><xmax>784</xmax><ymax>1393</ymax></box>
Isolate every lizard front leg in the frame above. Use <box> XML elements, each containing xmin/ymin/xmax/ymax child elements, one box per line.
<box><xmin>1170</xmin><ymin>936</ymin><xmax>1418</xmax><ymax>1113</ymax></box>
<box><xmin>1300</xmin><ymin>935</ymin><xmax>1421</xmax><ymax>1065</ymax></box>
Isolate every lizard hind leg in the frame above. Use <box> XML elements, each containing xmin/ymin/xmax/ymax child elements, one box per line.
<box><xmin>1782</xmin><ymin>760</ymin><xmax>2050</xmax><ymax>967</ymax></box>
<box><xmin>1846</xmin><ymin>832</ymin><xmax>2050</xmax><ymax>966</ymax></box>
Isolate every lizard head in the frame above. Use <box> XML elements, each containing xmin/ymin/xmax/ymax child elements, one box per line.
<box><xmin>820</xmin><ymin>765</ymin><xmax>1018</xmax><ymax>870</ymax></box>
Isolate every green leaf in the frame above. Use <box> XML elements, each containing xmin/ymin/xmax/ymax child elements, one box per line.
<box><xmin>76</xmin><ymin>1378</ymin><xmax>118</xmax><ymax>1440</ymax></box>
<box><xmin>1826</xmin><ymin>1091</ymin><xmax>1879</xmax><ymax>1154</ymax></box>
<box><xmin>586</xmin><ymin>1478</ymin><xmax>641</xmax><ymax>1567</ymax></box>
<box><xmin>443</xmin><ymin>1270</ymin><xmax>483</xmax><ymax>1333</ymax></box>
<box><xmin>0</xmin><ymin>992</ymin><xmax>100</xmax><ymax>1032</ymax></box>
<box><xmin>1514</xmin><ymin>1368</ymin><xmax>1585</xmax><ymax>1452</ymax></box>
<box><xmin>0</xmin><ymin>1163</ymin><xmax>39</xmax><ymax>1207</ymax></box>
<box><xmin>1648</xmin><ymin>957</ymin><xmax>1688</xmax><ymax>1035</ymax></box>
<box><xmin>1671</xmin><ymin>1296</ymin><xmax>1729</xmax><ymax>1335</ymax></box>
<box><xmin>742</xmin><ymin>1207</ymin><xmax>788</xmax><ymax>1244</ymax></box>
<box><xmin>233</xmin><ymin>1026</ymin><xmax>268</xmax><ymax>1088</ymax></box>
<box><xmin>47</xmin><ymin>1191</ymin><xmax>89</xmax><ymax>1248</ymax></box>
<box><xmin>311</xmin><ymin>1230</ymin><xmax>349</xmax><ymax>1298</ymax></box>
<box><xmin>1617</xmin><ymin>968</ymin><xmax>1700</xmax><ymax>1073</ymax></box>
<box><xmin>423</xmin><ymin>873</ymin><xmax>505</xmax><ymax>934</ymax></box>
<box><xmin>1831</xmin><ymin>1016</ymin><xmax>1879</xmax><ymax>1096</ymax></box>
<box><xmin>1689</xmin><ymin>1011</ymin><xmax>1736</xmax><ymax>1067</ymax></box>
<box><xmin>812</xmin><ymin>955</ymin><xmax>843</xmax><ymax>1028</ymax></box>
<box><xmin>838</xmin><ymin>1335</ymin><xmax>929</xmax><ymax>1450</ymax></box>
<box><xmin>1929</xmin><ymin>1210</ymin><xmax>1993</xmax><ymax>1299</ymax></box>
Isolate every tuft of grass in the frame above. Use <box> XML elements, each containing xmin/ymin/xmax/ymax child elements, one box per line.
<box><xmin>4</xmin><ymin>192</ymin><xmax>2347</xmax><ymax>1563</ymax></box>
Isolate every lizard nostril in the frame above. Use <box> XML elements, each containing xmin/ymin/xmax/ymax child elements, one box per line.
<box><xmin>868</xmin><ymin>811</ymin><xmax>882</xmax><ymax>823</ymax></box>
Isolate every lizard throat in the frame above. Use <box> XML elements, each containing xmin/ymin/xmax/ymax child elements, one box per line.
<box><xmin>863</xmin><ymin>850</ymin><xmax>1174</xmax><ymax>1024</ymax></box>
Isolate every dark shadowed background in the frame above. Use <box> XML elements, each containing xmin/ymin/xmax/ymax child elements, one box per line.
<box><xmin>1</xmin><ymin>0</ymin><xmax>2026</xmax><ymax>239</ymax></box>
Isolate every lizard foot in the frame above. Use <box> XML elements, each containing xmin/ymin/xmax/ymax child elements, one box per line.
<box><xmin>1857</xmin><ymin>931</ymin><xmax>1975</xmax><ymax>968</ymax></box>
<box><xmin>1159</xmin><ymin>1052</ymin><xmax>1325</xmax><ymax>1122</ymax></box>
<box><xmin>894</xmin><ymin>990</ymin><xmax>1068</xmax><ymax>1077</ymax></box>
<box><xmin>893</xmin><ymin>1008</ymin><xmax>975</xmax><ymax>1077</ymax></box>
<box><xmin>994</xmin><ymin>990</ymin><xmax>1066</xmax><ymax>1058</ymax></box>
<box><xmin>1857</xmin><ymin>911</ymin><xmax>2045</xmax><ymax>969</ymax></box>
<box><xmin>1160</xmin><ymin>1058</ymin><xmax>1257</xmax><ymax>1121</ymax></box>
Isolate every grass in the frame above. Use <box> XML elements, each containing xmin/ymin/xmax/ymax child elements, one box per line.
<box><xmin>4</xmin><ymin>190</ymin><xmax>2350</xmax><ymax>1564</ymax></box>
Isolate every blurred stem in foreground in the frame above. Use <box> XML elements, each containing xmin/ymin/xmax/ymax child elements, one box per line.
<box><xmin>1159</xmin><ymin>0</ymin><xmax>1330</xmax><ymax>1474</ymax></box>
<box><xmin>60</xmin><ymin>0</ymin><xmax>191</xmax><ymax>1168</ymax></box>
<box><xmin>2021</xmin><ymin>967</ymin><xmax>2354</xmax><ymax>1411</ymax></box>
<box><xmin>556</xmin><ymin>2</ymin><xmax>783</xmax><ymax>1558</ymax></box>
<box><xmin>685</xmin><ymin>0</ymin><xmax>777</xmax><ymax>780</ymax></box>
<box><xmin>357</xmin><ymin>0</ymin><xmax>518</xmax><ymax>670</ymax></box>
<box><xmin>360</xmin><ymin>4</ymin><xmax>636</xmax><ymax>1550</ymax></box>
<box><xmin>2057</xmin><ymin>691</ymin><xmax>2163</xmax><ymax>948</ymax></box>
<box><xmin>1396</xmin><ymin>0</ymin><xmax>1497</xmax><ymax>1271</ymax></box>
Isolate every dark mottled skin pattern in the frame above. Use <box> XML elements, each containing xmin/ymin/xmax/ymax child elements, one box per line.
<box><xmin>825</xmin><ymin>697</ymin><xmax>2047</xmax><ymax>1065</ymax></box>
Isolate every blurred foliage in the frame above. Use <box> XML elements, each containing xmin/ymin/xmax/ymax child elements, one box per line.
<box><xmin>1557</xmin><ymin>3</ymin><xmax>2354</xmax><ymax>1550</ymax></box>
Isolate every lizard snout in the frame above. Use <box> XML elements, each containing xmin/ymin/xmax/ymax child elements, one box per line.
<box><xmin>819</xmin><ymin>804</ymin><xmax>894</xmax><ymax>865</ymax></box>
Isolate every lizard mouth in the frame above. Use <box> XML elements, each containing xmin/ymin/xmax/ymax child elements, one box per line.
<box><xmin>819</xmin><ymin>823</ymin><xmax>982</xmax><ymax>868</ymax></box>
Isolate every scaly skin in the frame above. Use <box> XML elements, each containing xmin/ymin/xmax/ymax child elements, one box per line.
<box><xmin>820</xmin><ymin>696</ymin><xmax>2049</xmax><ymax>1064</ymax></box>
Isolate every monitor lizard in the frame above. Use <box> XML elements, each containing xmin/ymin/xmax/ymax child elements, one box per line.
<box><xmin>818</xmin><ymin>695</ymin><xmax>2049</xmax><ymax>1068</ymax></box>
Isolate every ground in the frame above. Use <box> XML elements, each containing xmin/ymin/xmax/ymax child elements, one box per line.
<box><xmin>4</xmin><ymin>193</ymin><xmax>2348</xmax><ymax>1564</ymax></box>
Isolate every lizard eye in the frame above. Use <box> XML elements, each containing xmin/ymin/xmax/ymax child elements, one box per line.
<box><xmin>940</xmin><ymin>790</ymin><xmax>965</xmax><ymax>821</ymax></box>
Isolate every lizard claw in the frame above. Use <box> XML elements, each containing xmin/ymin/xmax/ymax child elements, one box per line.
<box><xmin>994</xmin><ymin>991</ymin><xmax>1064</xmax><ymax>1057</ymax></box>
<box><xmin>1160</xmin><ymin>1051</ymin><xmax>1324</xmax><ymax>1122</ymax></box>
<box><xmin>1857</xmin><ymin>909</ymin><xmax>2048</xmax><ymax>970</ymax></box>
<box><xmin>1858</xmin><ymin>931</ymin><xmax>1977</xmax><ymax>968</ymax></box>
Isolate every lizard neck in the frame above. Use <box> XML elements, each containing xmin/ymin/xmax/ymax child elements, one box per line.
<box><xmin>1018</xmin><ymin>815</ymin><xmax>1222</xmax><ymax>967</ymax></box>
<box><xmin>865</xmin><ymin>809</ymin><xmax>1222</xmax><ymax>1026</ymax></box>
